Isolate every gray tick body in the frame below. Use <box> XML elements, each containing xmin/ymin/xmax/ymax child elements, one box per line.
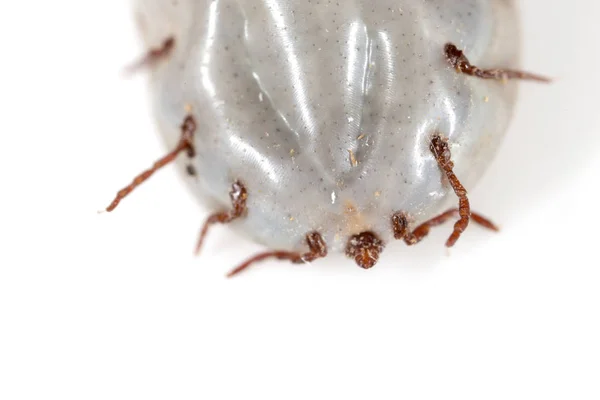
<box><xmin>107</xmin><ymin>0</ymin><xmax>548</xmax><ymax>275</ymax></box>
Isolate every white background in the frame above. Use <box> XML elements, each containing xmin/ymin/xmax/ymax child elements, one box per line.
<box><xmin>1</xmin><ymin>1</ymin><xmax>599</xmax><ymax>399</ymax></box>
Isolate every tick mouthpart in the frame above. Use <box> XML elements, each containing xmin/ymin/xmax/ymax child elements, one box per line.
<box><xmin>345</xmin><ymin>231</ymin><xmax>385</xmax><ymax>269</ymax></box>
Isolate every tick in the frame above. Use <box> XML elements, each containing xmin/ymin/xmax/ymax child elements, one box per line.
<box><xmin>106</xmin><ymin>0</ymin><xmax>549</xmax><ymax>276</ymax></box>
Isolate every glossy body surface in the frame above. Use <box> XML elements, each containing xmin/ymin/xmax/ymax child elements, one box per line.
<box><xmin>134</xmin><ymin>0</ymin><xmax>520</xmax><ymax>253</ymax></box>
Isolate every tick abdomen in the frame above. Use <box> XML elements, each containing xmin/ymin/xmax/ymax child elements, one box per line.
<box><xmin>137</xmin><ymin>0</ymin><xmax>520</xmax><ymax>252</ymax></box>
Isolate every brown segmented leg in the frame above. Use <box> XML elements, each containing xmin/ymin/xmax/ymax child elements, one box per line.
<box><xmin>444</xmin><ymin>43</ymin><xmax>551</xmax><ymax>83</ymax></box>
<box><xmin>105</xmin><ymin>115</ymin><xmax>196</xmax><ymax>212</ymax></box>
<box><xmin>194</xmin><ymin>181</ymin><xmax>248</xmax><ymax>256</ymax></box>
<box><xmin>124</xmin><ymin>37</ymin><xmax>175</xmax><ymax>75</ymax></box>
<box><xmin>227</xmin><ymin>232</ymin><xmax>328</xmax><ymax>278</ymax></box>
<box><xmin>392</xmin><ymin>210</ymin><xmax>498</xmax><ymax>246</ymax></box>
<box><xmin>429</xmin><ymin>134</ymin><xmax>475</xmax><ymax>247</ymax></box>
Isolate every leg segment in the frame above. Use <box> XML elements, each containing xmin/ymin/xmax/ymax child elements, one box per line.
<box><xmin>429</xmin><ymin>134</ymin><xmax>473</xmax><ymax>247</ymax></box>
<box><xmin>392</xmin><ymin>210</ymin><xmax>498</xmax><ymax>246</ymax></box>
<box><xmin>227</xmin><ymin>232</ymin><xmax>328</xmax><ymax>278</ymax></box>
<box><xmin>125</xmin><ymin>37</ymin><xmax>175</xmax><ymax>75</ymax></box>
<box><xmin>105</xmin><ymin>115</ymin><xmax>196</xmax><ymax>212</ymax></box>
<box><xmin>194</xmin><ymin>181</ymin><xmax>248</xmax><ymax>255</ymax></box>
<box><xmin>444</xmin><ymin>43</ymin><xmax>551</xmax><ymax>83</ymax></box>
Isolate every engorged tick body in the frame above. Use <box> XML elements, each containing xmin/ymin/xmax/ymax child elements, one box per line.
<box><xmin>107</xmin><ymin>0</ymin><xmax>549</xmax><ymax>275</ymax></box>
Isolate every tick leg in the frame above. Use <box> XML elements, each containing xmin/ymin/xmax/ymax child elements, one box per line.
<box><xmin>194</xmin><ymin>181</ymin><xmax>248</xmax><ymax>256</ymax></box>
<box><xmin>428</xmin><ymin>134</ymin><xmax>480</xmax><ymax>247</ymax></box>
<box><xmin>105</xmin><ymin>115</ymin><xmax>196</xmax><ymax>212</ymax></box>
<box><xmin>227</xmin><ymin>232</ymin><xmax>328</xmax><ymax>278</ymax></box>
<box><xmin>125</xmin><ymin>37</ymin><xmax>175</xmax><ymax>75</ymax></box>
<box><xmin>444</xmin><ymin>43</ymin><xmax>551</xmax><ymax>83</ymax></box>
<box><xmin>392</xmin><ymin>210</ymin><xmax>498</xmax><ymax>246</ymax></box>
